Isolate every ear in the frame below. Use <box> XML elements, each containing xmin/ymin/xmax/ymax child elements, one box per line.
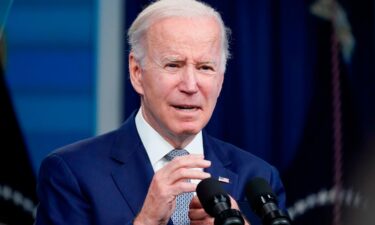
<box><xmin>129</xmin><ymin>52</ymin><xmax>144</xmax><ymax>95</ymax></box>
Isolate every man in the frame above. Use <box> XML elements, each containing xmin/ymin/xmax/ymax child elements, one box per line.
<box><xmin>34</xmin><ymin>0</ymin><xmax>286</xmax><ymax>225</ymax></box>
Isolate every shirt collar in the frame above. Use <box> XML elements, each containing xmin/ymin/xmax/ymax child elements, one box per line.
<box><xmin>135</xmin><ymin>108</ymin><xmax>203</xmax><ymax>167</ymax></box>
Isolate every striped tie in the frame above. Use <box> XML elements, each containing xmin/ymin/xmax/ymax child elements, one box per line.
<box><xmin>165</xmin><ymin>149</ymin><xmax>193</xmax><ymax>225</ymax></box>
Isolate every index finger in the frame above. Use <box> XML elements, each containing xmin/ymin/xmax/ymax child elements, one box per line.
<box><xmin>164</xmin><ymin>154</ymin><xmax>211</xmax><ymax>172</ymax></box>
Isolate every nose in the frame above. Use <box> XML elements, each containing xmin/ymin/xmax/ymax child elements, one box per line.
<box><xmin>179</xmin><ymin>65</ymin><xmax>198</xmax><ymax>94</ymax></box>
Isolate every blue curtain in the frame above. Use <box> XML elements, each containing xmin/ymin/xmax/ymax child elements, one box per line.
<box><xmin>124</xmin><ymin>0</ymin><xmax>315</xmax><ymax>170</ymax></box>
<box><xmin>123</xmin><ymin>0</ymin><xmax>375</xmax><ymax>224</ymax></box>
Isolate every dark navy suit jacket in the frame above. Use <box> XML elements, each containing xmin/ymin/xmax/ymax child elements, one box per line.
<box><xmin>34</xmin><ymin>113</ymin><xmax>286</xmax><ymax>225</ymax></box>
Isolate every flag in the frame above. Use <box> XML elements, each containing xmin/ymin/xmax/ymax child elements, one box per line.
<box><xmin>218</xmin><ymin>176</ymin><xmax>230</xmax><ymax>184</ymax></box>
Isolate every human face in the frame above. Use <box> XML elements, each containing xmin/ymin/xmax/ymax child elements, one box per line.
<box><xmin>129</xmin><ymin>16</ymin><xmax>224</xmax><ymax>147</ymax></box>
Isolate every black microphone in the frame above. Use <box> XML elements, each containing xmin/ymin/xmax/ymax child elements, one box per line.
<box><xmin>245</xmin><ymin>177</ymin><xmax>292</xmax><ymax>225</ymax></box>
<box><xmin>196</xmin><ymin>178</ymin><xmax>245</xmax><ymax>225</ymax></box>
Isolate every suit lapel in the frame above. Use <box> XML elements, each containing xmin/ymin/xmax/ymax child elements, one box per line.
<box><xmin>109</xmin><ymin>113</ymin><xmax>155</xmax><ymax>216</ymax></box>
<box><xmin>107</xmin><ymin>114</ymin><xmax>240</xmax><ymax>220</ymax></box>
<box><xmin>203</xmin><ymin>132</ymin><xmax>240</xmax><ymax>198</ymax></box>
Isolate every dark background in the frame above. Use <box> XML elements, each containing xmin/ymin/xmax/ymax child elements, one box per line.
<box><xmin>122</xmin><ymin>1</ymin><xmax>375</xmax><ymax>224</ymax></box>
<box><xmin>1</xmin><ymin>0</ymin><xmax>374</xmax><ymax>224</ymax></box>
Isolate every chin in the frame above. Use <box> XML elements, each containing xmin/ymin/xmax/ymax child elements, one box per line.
<box><xmin>174</xmin><ymin>124</ymin><xmax>203</xmax><ymax>136</ymax></box>
<box><xmin>168</xmin><ymin>117</ymin><xmax>208</xmax><ymax>136</ymax></box>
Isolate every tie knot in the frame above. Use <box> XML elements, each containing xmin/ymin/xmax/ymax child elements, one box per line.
<box><xmin>165</xmin><ymin>149</ymin><xmax>189</xmax><ymax>161</ymax></box>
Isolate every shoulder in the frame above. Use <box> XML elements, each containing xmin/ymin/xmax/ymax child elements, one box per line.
<box><xmin>40</xmin><ymin>113</ymin><xmax>136</xmax><ymax>172</ymax></box>
<box><xmin>37</xmin><ymin>129</ymin><xmax>117</xmax><ymax>180</ymax></box>
<box><xmin>43</xmin><ymin>112</ymin><xmax>139</xmax><ymax>167</ymax></box>
<box><xmin>48</xmin><ymin>129</ymin><xmax>117</xmax><ymax>162</ymax></box>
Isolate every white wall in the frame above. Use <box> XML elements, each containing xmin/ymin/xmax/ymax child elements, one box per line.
<box><xmin>96</xmin><ymin>0</ymin><xmax>124</xmax><ymax>134</ymax></box>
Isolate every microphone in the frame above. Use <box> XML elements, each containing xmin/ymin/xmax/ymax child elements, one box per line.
<box><xmin>196</xmin><ymin>178</ymin><xmax>245</xmax><ymax>225</ymax></box>
<box><xmin>245</xmin><ymin>177</ymin><xmax>292</xmax><ymax>225</ymax></box>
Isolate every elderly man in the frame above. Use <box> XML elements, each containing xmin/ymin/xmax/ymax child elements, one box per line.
<box><xmin>34</xmin><ymin>0</ymin><xmax>286</xmax><ymax>225</ymax></box>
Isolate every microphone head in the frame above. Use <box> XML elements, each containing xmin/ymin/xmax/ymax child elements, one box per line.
<box><xmin>245</xmin><ymin>177</ymin><xmax>277</xmax><ymax>212</ymax></box>
<box><xmin>197</xmin><ymin>178</ymin><xmax>230</xmax><ymax>216</ymax></box>
<box><xmin>246</xmin><ymin>177</ymin><xmax>292</xmax><ymax>225</ymax></box>
<box><xmin>197</xmin><ymin>178</ymin><xmax>246</xmax><ymax>225</ymax></box>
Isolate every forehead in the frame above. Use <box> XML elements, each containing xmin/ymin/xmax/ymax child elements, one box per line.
<box><xmin>145</xmin><ymin>16</ymin><xmax>222</xmax><ymax>59</ymax></box>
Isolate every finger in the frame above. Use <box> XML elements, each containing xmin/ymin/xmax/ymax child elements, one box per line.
<box><xmin>151</xmin><ymin>158</ymin><xmax>207</xmax><ymax>185</ymax></box>
<box><xmin>149</xmin><ymin>172</ymin><xmax>197</xmax><ymax>194</ymax></box>
<box><xmin>189</xmin><ymin>196</ymin><xmax>203</xmax><ymax>209</ymax></box>
<box><xmin>164</xmin><ymin>154</ymin><xmax>211</xmax><ymax>172</ymax></box>
<box><xmin>190</xmin><ymin>219</ymin><xmax>214</xmax><ymax>225</ymax></box>
<box><xmin>228</xmin><ymin>196</ymin><xmax>251</xmax><ymax>225</ymax></box>
<box><xmin>169</xmin><ymin>168</ymin><xmax>211</xmax><ymax>184</ymax></box>
<box><xmin>190</xmin><ymin>216</ymin><xmax>214</xmax><ymax>225</ymax></box>
<box><xmin>170</xmin><ymin>180</ymin><xmax>198</xmax><ymax>194</ymax></box>
<box><xmin>147</xmin><ymin>168</ymin><xmax>208</xmax><ymax>198</ymax></box>
<box><xmin>189</xmin><ymin>196</ymin><xmax>211</xmax><ymax>220</ymax></box>
<box><xmin>229</xmin><ymin>195</ymin><xmax>240</xmax><ymax>210</ymax></box>
<box><xmin>156</xmin><ymin>156</ymin><xmax>210</xmax><ymax>185</ymax></box>
<box><xmin>189</xmin><ymin>208</ymin><xmax>209</xmax><ymax>220</ymax></box>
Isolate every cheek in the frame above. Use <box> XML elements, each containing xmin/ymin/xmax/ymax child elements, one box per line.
<box><xmin>216</xmin><ymin>76</ymin><xmax>224</xmax><ymax>95</ymax></box>
<box><xmin>144</xmin><ymin>79</ymin><xmax>179</xmax><ymax>110</ymax></box>
<box><xmin>200</xmin><ymin>86</ymin><xmax>220</xmax><ymax>110</ymax></box>
<box><xmin>143</xmin><ymin>75</ymin><xmax>169</xmax><ymax>97</ymax></box>
<box><xmin>214</xmin><ymin>84</ymin><xmax>221</xmax><ymax>98</ymax></box>
<box><xmin>207</xmin><ymin>78</ymin><xmax>223</xmax><ymax>99</ymax></box>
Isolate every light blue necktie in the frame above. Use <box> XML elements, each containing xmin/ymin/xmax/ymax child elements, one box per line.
<box><xmin>165</xmin><ymin>149</ymin><xmax>194</xmax><ymax>225</ymax></box>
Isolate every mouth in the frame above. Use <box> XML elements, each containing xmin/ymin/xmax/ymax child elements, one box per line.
<box><xmin>172</xmin><ymin>105</ymin><xmax>201</xmax><ymax>111</ymax></box>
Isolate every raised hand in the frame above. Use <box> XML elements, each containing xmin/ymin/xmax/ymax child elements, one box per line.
<box><xmin>134</xmin><ymin>154</ymin><xmax>211</xmax><ymax>225</ymax></box>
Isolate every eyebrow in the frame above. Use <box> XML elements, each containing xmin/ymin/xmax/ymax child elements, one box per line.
<box><xmin>197</xmin><ymin>61</ymin><xmax>216</xmax><ymax>64</ymax></box>
<box><xmin>196</xmin><ymin>61</ymin><xmax>217</xmax><ymax>67</ymax></box>
<box><xmin>159</xmin><ymin>56</ymin><xmax>218</xmax><ymax>66</ymax></box>
<box><xmin>160</xmin><ymin>56</ymin><xmax>185</xmax><ymax>62</ymax></box>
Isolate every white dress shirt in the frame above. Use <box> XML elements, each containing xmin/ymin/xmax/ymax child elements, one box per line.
<box><xmin>135</xmin><ymin>108</ymin><xmax>204</xmax><ymax>173</ymax></box>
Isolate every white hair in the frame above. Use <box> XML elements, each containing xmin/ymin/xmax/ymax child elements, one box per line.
<box><xmin>127</xmin><ymin>0</ymin><xmax>231</xmax><ymax>73</ymax></box>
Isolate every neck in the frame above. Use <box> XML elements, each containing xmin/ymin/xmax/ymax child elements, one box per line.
<box><xmin>163</xmin><ymin>132</ymin><xmax>196</xmax><ymax>149</ymax></box>
<box><xmin>139</xmin><ymin>106</ymin><xmax>197</xmax><ymax>149</ymax></box>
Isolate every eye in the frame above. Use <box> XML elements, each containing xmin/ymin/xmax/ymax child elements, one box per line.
<box><xmin>164</xmin><ymin>61</ymin><xmax>184</xmax><ymax>73</ymax></box>
<box><xmin>166</xmin><ymin>63</ymin><xmax>180</xmax><ymax>68</ymax></box>
<box><xmin>201</xmin><ymin>65</ymin><xmax>213</xmax><ymax>70</ymax></box>
<box><xmin>196</xmin><ymin>63</ymin><xmax>218</xmax><ymax>76</ymax></box>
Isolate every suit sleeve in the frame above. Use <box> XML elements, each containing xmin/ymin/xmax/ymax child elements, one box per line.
<box><xmin>34</xmin><ymin>154</ymin><xmax>93</xmax><ymax>225</ymax></box>
<box><xmin>269</xmin><ymin>165</ymin><xmax>287</xmax><ymax>210</ymax></box>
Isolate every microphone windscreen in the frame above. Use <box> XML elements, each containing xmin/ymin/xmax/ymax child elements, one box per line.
<box><xmin>245</xmin><ymin>177</ymin><xmax>276</xmax><ymax>207</ymax></box>
<box><xmin>196</xmin><ymin>178</ymin><xmax>227</xmax><ymax>211</ymax></box>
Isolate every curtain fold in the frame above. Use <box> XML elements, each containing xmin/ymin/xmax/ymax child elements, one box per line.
<box><xmin>123</xmin><ymin>1</ymin><xmax>375</xmax><ymax>224</ymax></box>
